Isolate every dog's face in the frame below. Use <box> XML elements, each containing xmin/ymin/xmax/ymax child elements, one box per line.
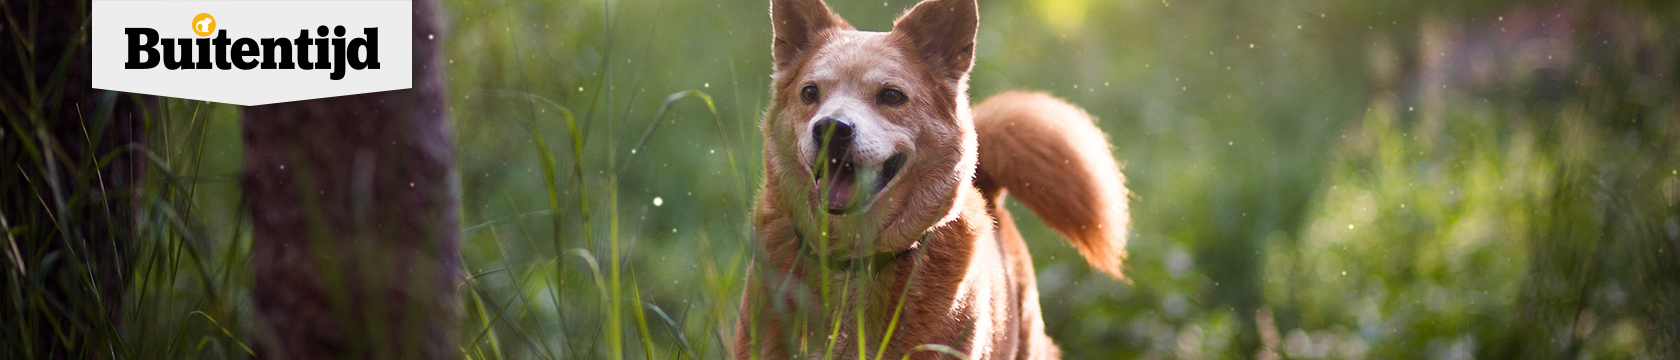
<box><xmin>763</xmin><ymin>0</ymin><xmax>978</xmax><ymax>257</ymax></box>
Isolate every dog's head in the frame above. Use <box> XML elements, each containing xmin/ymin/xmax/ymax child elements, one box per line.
<box><xmin>762</xmin><ymin>0</ymin><xmax>978</xmax><ymax>258</ymax></box>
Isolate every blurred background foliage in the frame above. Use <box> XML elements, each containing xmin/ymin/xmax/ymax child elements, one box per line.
<box><xmin>110</xmin><ymin>0</ymin><xmax>1680</xmax><ymax>358</ymax></box>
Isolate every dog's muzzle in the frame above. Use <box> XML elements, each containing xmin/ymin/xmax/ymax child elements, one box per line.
<box><xmin>812</xmin><ymin>116</ymin><xmax>906</xmax><ymax>215</ymax></box>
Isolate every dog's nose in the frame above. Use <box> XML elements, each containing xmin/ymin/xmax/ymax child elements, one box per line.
<box><xmin>811</xmin><ymin>116</ymin><xmax>855</xmax><ymax>152</ymax></box>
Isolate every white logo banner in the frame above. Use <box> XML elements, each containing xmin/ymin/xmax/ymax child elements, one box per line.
<box><xmin>92</xmin><ymin>1</ymin><xmax>413</xmax><ymax>106</ymax></box>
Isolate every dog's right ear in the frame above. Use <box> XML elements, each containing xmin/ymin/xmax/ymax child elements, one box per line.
<box><xmin>770</xmin><ymin>0</ymin><xmax>847</xmax><ymax>71</ymax></box>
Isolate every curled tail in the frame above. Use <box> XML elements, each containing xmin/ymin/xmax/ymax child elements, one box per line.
<box><xmin>972</xmin><ymin>91</ymin><xmax>1130</xmax><ymax>279</ymax></box>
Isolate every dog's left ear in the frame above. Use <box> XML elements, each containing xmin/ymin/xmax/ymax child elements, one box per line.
<box><xmin>892</xmin><ymin>0</ymin><xmax>978</xmax><ymax>83</ymax></box>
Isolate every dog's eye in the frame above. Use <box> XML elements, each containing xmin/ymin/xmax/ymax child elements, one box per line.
<box><xmin>801</xmin><ymin>85</ymin><xmax>820</xmax><ymax>104</ymax></box>
<box><xmin>878</xmin><ymin>88</ymin><xmax>907</xmax><ymax>106</ymax></box>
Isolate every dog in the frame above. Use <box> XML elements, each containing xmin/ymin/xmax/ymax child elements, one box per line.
<box><xmin>735</xmin><ymin>0</ymin><xmax>1130</xmax><ymax>358</ymax></box>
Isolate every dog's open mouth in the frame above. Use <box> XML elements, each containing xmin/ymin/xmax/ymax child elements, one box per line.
<box><xmin>815</xmin><ymin>152</ymin><xmax>907</xmax><ymax>215</ymax></box>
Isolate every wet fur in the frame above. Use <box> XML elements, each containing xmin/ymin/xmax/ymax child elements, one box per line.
<box><xmin>736</xmin><ymin>0</ymin><xmax>1128</xmax><ymax>358</ymax></box>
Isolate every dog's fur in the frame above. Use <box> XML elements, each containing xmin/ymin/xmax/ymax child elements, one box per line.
<box><xmin>735</xmin><ymin>0</ymin><xmax>1129</xmax><ymax>358</ymax></box>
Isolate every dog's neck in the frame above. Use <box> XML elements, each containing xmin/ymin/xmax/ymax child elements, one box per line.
<box><xmin>793</xmin><ymin>229</ymin><xmax>931</xmax><ymax>273</ymax></box>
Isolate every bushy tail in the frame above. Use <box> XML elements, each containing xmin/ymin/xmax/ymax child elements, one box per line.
<box><xmin>972</xmin><ymin>91</ymin><xmax>1130</xmax><ymax>279</ymax></box>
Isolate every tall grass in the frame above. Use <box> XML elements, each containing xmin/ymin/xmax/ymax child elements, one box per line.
<box><xmin>0</xmin><ymin>1</ymin><xmax>257</xmax><ymax>355</ymax></box>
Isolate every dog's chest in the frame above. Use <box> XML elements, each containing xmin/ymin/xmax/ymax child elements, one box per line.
<box><xmin>942</xmin><ymin>221</ymin><xmax>1026</xmax><ymax>359</ymax></box>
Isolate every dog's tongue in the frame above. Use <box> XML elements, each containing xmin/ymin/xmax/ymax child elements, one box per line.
<box><xmin>826</xmin><ymin>169</ymin><xmax>856</xmax><ymax>211</ymax></box>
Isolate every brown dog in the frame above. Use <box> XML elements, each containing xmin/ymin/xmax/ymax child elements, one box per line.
<box><xmin>735</xmin><ymin>0</ymin><xmax>1129</xmax><ymax>358</ymax></box>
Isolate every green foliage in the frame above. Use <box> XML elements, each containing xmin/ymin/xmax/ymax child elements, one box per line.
<box><xmin>9</xmin><ymin>0</ymin><xmax>1677</xmax><ymax>358</ymax></box>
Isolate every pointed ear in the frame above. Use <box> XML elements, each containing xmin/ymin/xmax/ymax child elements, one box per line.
<box><xmin>771</xmin><ymin>0</ymin><xmax>848</xmax><ymax>71</ymax></box>
<box><xmin>892</xmin><ymin>0</ymin><xmax>978</xmax><ymax>82</ymax></box>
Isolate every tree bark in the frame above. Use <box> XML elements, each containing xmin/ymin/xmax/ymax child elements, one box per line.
<box><xmin>240</xmin><ymin>0</ymin><xmax>460</xmax><ymax>358</ymax></box>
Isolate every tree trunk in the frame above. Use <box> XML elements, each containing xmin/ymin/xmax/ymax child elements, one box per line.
<box><xmin>240</xmin><ymin>0</ymin><xmax>460</xmax><ymax>358</ymax></box>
